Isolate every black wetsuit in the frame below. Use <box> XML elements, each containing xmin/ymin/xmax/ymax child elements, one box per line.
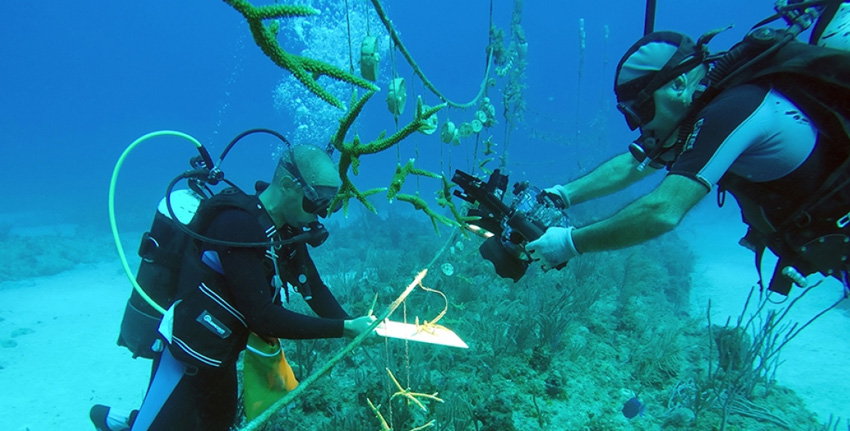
<box><xmin>131</xmin><ymin>208</ymin><xmax>350</xmax><ymax>431</ymax></box>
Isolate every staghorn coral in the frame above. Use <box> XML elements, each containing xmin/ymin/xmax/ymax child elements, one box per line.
<box><xmin>327</xmin><ymin>94</ymin><xmax>449</xmax><ymax>221</ymax></box>
<box><xmin>226</xmin><ymin>1</ymin><xmax>486</xmax><ymax>230</ymax></box>
<box><xmin>223</xmin><ymin>0</ymin><xmax>378</xmax><ymax>109</ymax></box>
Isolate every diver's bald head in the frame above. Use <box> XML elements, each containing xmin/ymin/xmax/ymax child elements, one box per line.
<box><xmin>273</xmin><ymin>145</ymin><xmax>340</xmax><ymax>188</ymax></box>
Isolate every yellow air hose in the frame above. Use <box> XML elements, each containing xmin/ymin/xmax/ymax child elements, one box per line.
<box><xmin>107</xmin><ymin>130</ymin><xmax>204</xmax><ymax>315</ymax></box>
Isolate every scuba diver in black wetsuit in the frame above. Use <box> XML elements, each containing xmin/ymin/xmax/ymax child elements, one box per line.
<box><xmin>527</xmin><ymin>1</ymin><xmax>850</xmax><ymax>296</ymax></box>
<box><xmin>92</xmin><ymin>144</ymin><xmax>375</xmax><ymax>431</ymax></box>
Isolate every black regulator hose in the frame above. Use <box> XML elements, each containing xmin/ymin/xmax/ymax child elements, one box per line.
<box><xmin>216</xmin><ymin>128</ymin><xmax>293</xmax><ymax>168</ymax></box>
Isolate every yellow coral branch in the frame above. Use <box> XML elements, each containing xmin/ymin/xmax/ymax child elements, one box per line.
<box><xmin>386</xmin><ymin>368</ymin><xmax>444</xmax><ymax>412</ymax></box>
<box><xmin>416</xmin><ymin>284</ymin><xmax>448</xmax><ymax>331</ymax></box>
<box><xmin>367</xmin><ymin>398</ymin><xmax>392</xmax><ymax>431</ymax></box>
<box><xmin>397</xmin><ymin>193</ymin><xmax>460</xmax><ymax>234</ymax></box>
<box><xmin>409</xmin><ymin>420</ymin><xmax>436</xmax><ymax>431</ymax></box>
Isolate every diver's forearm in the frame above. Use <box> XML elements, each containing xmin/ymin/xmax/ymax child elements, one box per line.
<box><xmin>564</xmin><ymin>153</ymin><xmax>655</xmax><ymax>205</ymax></box>
<box><xmin>572</xmin><ymin>201</ymin><xmax>674</xmax><ymax>252</ymax></box>
<box><xmin>571</xmin><ymin>174</ymin><xmax>707</xmax><ymax>253</ymax></box>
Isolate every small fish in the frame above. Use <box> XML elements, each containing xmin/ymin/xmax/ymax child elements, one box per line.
<box><xmin>622</xmin><ymin>397</ymin><xmax>645</xmax><ymax>419</ymax></box>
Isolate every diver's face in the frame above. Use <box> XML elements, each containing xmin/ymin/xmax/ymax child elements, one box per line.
<box><xmin>280</xmin><ymin>181</ymin><xmax>341</xmax><ymax>228</ymax></box>
<box><xmin>639</xmin><ymin>83</ymin><xmax>689</xmax><ymax>148</ymax></box>
<box><xmin>278</xmin><ymin>184</ymin><xmax>319</xmax><ymax>229</ymax></box>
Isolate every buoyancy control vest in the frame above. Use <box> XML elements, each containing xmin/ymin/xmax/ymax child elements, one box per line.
<box><xmin>165</xmin><ymin>187</ymin><xmax>276</xmax><ymax>369</ymax></box>
<box><xmin>694</xmin><ymin>30</ymin><xmax>850</xmax><ymax>294</ymax></box>
<box><xmin>117</xmin><ymin>185</ymin><xmax>326</xmax><ymax>364</ymax></box>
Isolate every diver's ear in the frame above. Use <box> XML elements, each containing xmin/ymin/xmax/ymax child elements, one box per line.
<box><xmin>672</xmin><ymin>74</ymin><xmax>688</xmax><ymax>95</ymax></box>
<box><xmin>279</xmin><ymin>175</ymin><xmax>298</xmax><ymax>192</ymax></box>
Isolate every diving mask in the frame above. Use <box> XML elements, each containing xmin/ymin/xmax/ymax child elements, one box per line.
<box><xmin>300</xmin><ymin>183</ymin><xmax>341</xmax><ymax>217</ymax></box>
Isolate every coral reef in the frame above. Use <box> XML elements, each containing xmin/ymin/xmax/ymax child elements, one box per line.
<box><xmin>5</xmin><ymin>203</ymin><xmax>830</xmax><ymax>431</ymax></box>
<box><xmin>244</xmin><ymin>209</ymin><xmax>825</xmax><ymax>431</ymax></box>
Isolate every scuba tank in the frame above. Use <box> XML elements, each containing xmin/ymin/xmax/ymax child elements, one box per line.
<box><xmin>117</xmin><ymin>190</ymin><xmax>201</xmax><ymax>359</ymax></box>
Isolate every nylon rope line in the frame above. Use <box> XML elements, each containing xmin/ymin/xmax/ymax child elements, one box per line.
<box><xmin>369</xmin><ymin>0</ymin><xmax>494</xmax><ymax>109</ymax></box>
<box><xmin>384</xmin><ymin>0</ymin><xmax>399</xmax><ymax>134</ymax></box>
<box><xmin>344</xmin><ymin>0</ymin><xmax>356</xmax><ymax>104</ymax></box>
<box><xmin>383</xmin><ymin>316</ymin><xmax>394</xmax><ymax>426</ymax></box>
<box><xmin>440</xmin><ymin>107</ymin><xmax>446</xmax><ymax>177</ymax></box>
<box><xmin>344</xmin><ymin>0</ymin><xmax>354</xmax><ymax>74</ymax></box>
<box><xmin>489</xmin><ymin>0</ymin><xmax>494</xmax><ymax>30</ymax></box>
<box><xmin>403</xmin><ymin>298</ymin><xmax>411</xmax><ymax>403</ymax></box>
<box><xmin>343</xmin><ymin>0</ymin><xmax>359</xmax><ymax>141</ymax></box>
<box><xmin>467</xmin><ymin>134</ymin><xmax>476</xmax><ymax>178</ymax></box>
<box><xmin>411</xmin><ymin>69</ymin><xmax>421</xmax><ymax>191</ymax></box>
<box><xmin>470</xmin><ymin>0</ymin><xmax>495</xmax><ymax>176</ymax></box>
<box><xmin>389</xmin><ymin>24</ymin><xmax>400</xmax><ymax>162</ymax></box>
<box><xmin>365</xmin><ymin>0</ymin><xmax>371</xmax><ymax>36</ymax></box>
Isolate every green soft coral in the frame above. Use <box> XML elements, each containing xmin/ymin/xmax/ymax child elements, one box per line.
<box><xmin>329</xmin><ymin>95</ymin><xmax>447</xmax><ymax>216</ymax></box>
<box><xmin>223</xmin><ymin>0</ymin><xmax>378</xmax><ymax>109</ymax></box>
<box><xmin>388</xmin><ymin>159</ymin><xmax>441</xmax><ymax>202</ymax></box>
<box><xmin>396</xmin><ymin>193</ymin><xmax>460</xmax><ymax>234</ymax></box>
<box><xmin>225</xmin><ymin>2</ymin><xmax>459</xmax><ymax>227</ymax></box>
<box><xmin>435</xmin><ymin>173</ymin><xmax>470</xmax><ymax>229</ymax></box>
<box><xmin>348</xmin><ymin>97</ymin><xmax>445</xmax><ymax>156</ymax></box>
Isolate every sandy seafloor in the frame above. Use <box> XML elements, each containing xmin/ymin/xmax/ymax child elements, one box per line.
<box><xmin>0</xmin><ymin>200</ymin><xmax>848</xmax><ymax>431</ymax></box>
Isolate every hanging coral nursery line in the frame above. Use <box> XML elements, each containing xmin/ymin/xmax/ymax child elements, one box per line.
<box><xmin>368</xmin><ymin>0</ymin><xmax>495</xmax><ymax>109</ymax></box>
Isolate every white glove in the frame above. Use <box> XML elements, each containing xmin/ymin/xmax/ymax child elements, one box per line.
<box><xmin>544</xmin><ymin>184</ymin><xmax>570</xmax><ymax>208</ymax></box>
<box><xmin>526</xmin><ymin>226</ymin><xmax>579</xmax><ymax>270</ymax></box>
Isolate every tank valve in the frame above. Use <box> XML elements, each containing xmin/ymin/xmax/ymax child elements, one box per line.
<box><xmin>781</xmin><ymin>266</ymin><xmax>808</xmax><ymax>288</ymax></box>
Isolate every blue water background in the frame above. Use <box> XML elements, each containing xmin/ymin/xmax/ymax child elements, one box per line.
<box><xmin>4</xmin><ymin>0</ymin><xmax>850</xmax><ymax>425</ymax></box>
<box><xmin>1</xmin><ymin>0</ymin><xmax>772</xmax><ymax>229</ymax></box>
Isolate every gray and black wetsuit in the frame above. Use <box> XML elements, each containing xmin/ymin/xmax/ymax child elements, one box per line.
<box><xmin>661</xmin><ymin>82</ymin><xmax>850</xmax><ymax>291</ymax></box>
<box><xmin>670</xmin><ymin>84</ymin><xmax>821</xmax><ymax>202</ymax></box>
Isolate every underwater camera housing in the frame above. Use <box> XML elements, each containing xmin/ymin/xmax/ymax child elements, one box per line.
<box><xmin>452</xmin><ymin>169</ymin><xmax>570</xmax><ymax>281</ymax></box>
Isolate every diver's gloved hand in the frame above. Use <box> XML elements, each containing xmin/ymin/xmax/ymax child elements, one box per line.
<box><xmin>526</xmin><ymin>226</ymin><xmax>580</xmax><ymax>270</ymax></box>
<box><xmin>544</xmin><ymin>184</ymin><xmax>570</xmax><ymax>209</ymax></box>
<box><xmin>343</xmin><ymin>315</ymin><xmax>377</xmax><ymax>339</ymax></box>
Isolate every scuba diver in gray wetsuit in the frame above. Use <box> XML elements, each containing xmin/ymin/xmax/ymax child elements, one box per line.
<box><xmin>528</xmin><ymin>1</ymin><xmax>850</xmax><ymax>296</ymax></box>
